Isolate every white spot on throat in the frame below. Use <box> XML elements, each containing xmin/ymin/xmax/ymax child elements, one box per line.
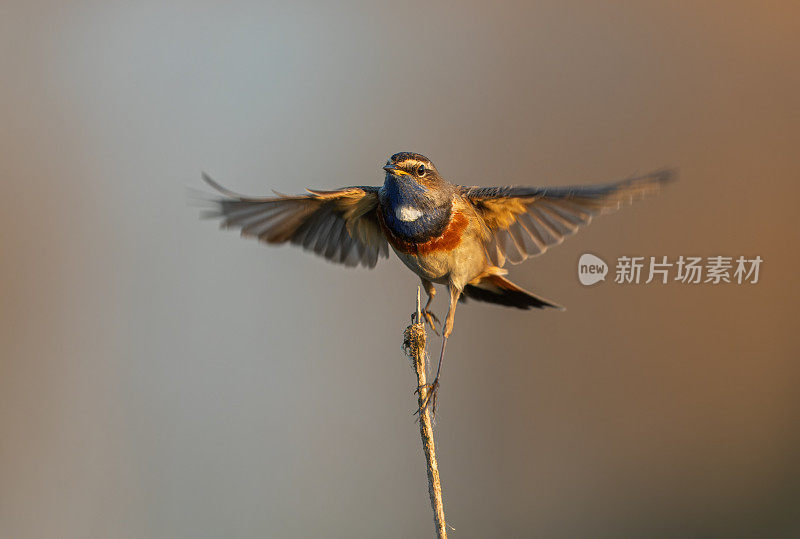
<box><xmin>396</xmin><ymin>205</ymin><xmax>423</xmax><ymax>222</ymax></box>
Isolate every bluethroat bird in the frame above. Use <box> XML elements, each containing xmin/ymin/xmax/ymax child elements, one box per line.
<box><xmin>201</xmin><ymin>152</ymin><xmax>674</xmax><ymax>412</ymax></box>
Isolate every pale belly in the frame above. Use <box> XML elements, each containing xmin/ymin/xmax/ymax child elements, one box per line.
<box><xmin>391</xmin><ymin>236</ymin><xmax>488</xmax><ymax>287</ymax></box>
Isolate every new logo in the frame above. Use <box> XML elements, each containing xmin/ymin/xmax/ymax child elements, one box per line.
<box><xmin>578</xmin><ymin>253</ymin><xmax>608</xmax><ymax>285</ymax></box>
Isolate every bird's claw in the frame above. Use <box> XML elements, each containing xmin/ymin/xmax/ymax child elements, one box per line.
<box><xmin>414</xmin><ymin>378</ymin><xmax>440</xmax><ymax>418</ymax></box>
<box><xmin>423</xmin><ymin>310</ymin><xmax>441</xmax><ymax>336</ymax></box>
<box><xmin>412</xmin><ymin>309</ymin><xmax>441</xmax><ymax>335</ymax></box>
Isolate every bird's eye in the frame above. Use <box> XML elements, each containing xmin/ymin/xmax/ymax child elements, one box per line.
<box><xmin>416</xmin><ymin>164</ymin><xmax>426</xmax><ymax>177</ymax></box>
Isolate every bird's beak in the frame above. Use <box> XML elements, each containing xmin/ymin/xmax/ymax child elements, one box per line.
<box><xmin>383</xmin><ymin>164</ymin><xmax>409</xmax><ymax>176</ymax></box>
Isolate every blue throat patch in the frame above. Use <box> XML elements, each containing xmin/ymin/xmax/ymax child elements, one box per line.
<box><xmin>380</xmin><ymin>175</ymin><xmax>451</xmax><ymax>242</ymax></box>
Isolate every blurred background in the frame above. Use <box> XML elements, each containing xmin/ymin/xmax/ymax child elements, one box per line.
<box><xmin>1</xmin><ymin>1</ymin><xmax>798</xmax><ymax>537</ymax></box>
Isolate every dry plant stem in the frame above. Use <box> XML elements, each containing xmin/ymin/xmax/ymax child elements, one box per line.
<box><xmin>404</xmin><ymin>287</ymin><xmax>447</xmax><ymax>538</ymax></box>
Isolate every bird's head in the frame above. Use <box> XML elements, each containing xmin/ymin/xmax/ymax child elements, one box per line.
<box><xmin>382</xmin><ymin>152</ymin><xmax>453</xmax><ymax>205</ymax></box>
<box><xmin>382</xmin><ymin>152</ymin><xmax>441</xmax><ymax>184</ymax></box>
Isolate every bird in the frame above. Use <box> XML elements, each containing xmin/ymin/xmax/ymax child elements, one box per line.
<box><xmin>200</xmin><ymin>152</ymin><xmax>675</xmax><ymax>413</ymax></box>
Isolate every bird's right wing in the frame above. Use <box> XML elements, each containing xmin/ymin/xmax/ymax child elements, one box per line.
<box><xmin>200</xmin><ymin>174</ymin><xmax>389</xmax><ymax>268</ymax></box>
<box><xmin>462</xmin><ymin>169</ymin><xmax>675</xmax><ymax>266</ymax></box>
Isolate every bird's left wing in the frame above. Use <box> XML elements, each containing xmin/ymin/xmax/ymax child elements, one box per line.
<box><xmin>462</xmin><ymin>169</ymin><xmax>675</xmax><ymax>266</ymax></box>
<box><xmin>200</xmin><ymin>174</ymin><xmax>389</xmax><ymax>268</ymax></box>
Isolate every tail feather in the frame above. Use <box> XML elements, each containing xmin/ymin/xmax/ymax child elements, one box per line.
<box><xmin>461</xmin><ymin>274</ymin><xmax>564</xmax><ymax>310</ymax></box>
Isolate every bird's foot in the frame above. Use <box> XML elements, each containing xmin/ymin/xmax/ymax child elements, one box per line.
<box><xmin>414</xmin><ymin>377</ymin><xmax>440</xmax><ymax>418</ymax></box>
<box><xmin>412</xmin><ymin>309</ymin><xmax>441</xmax><ymax>336</ymax></box>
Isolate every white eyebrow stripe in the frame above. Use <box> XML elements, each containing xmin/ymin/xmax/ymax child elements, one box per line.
<box><xmin>396</xmin><ymin>205</ymin><xmax>423</xmax><ymax>222</ymax></box>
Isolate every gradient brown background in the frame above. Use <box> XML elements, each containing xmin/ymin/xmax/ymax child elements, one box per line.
<box><xmin>1</xmin><ymin>1</ymin><xmax>799</xmax><ymax>537</ymax></box>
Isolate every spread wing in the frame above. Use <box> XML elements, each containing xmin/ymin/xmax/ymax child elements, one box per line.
<box><xmin>462</xmin><ymin>168</ymin><xmax>675</xmax><ymax>266</ymax></box>
<box><xmin>200</xmin><ymin>173</ymin><xmax>389</xmax><ymax>268</ymax></box>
